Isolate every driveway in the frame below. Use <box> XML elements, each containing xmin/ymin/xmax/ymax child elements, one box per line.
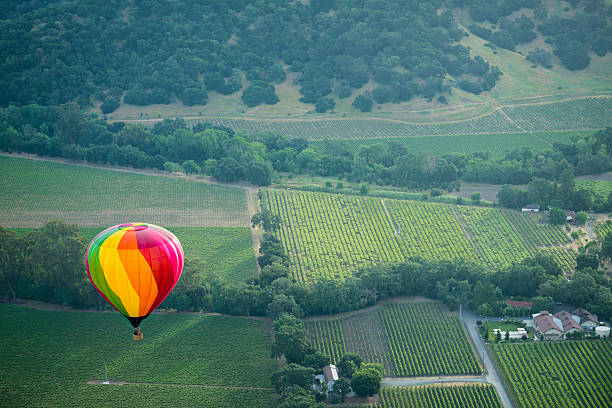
<box><xmin>461</xmin><ymin>310</ymin><xmax>514</xmax><ymax>408</ymax></box>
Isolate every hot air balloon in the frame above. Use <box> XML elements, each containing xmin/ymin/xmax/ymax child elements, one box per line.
<box><xmin>86</xmin><ymin>223</ymin><xmax>184</xmax><ymax>340</ymax></box>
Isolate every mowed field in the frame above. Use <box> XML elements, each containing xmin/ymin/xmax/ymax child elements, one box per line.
<box><xmin>1</xmin><ymin>156</ymin><xmax>258</xmax><ymax>283</ymax></box>
<box><xmin>306</xmin><ymin>302</ymin><xmax>481</xmax><ymax>377</ymax></box>
<box><xmin>0</xmin><ymin>156</ymin><xmax>249</xmax><ymax>227</ymax></box>
<box><xmin>0</xmin><ymin>304</ymin><xmax>278</xmax><ymax>408</ymax></box>
<box><xmin>345</xmin><ymin>385</ymin><xmax>503</xmax><ymax>408</ymax></box>
<box><xmin>494</xmin><ymin>340</ymin><xmax>612</xmax><ymax>408</ymax></box>
<box><xmin>12</xmin><ymin>226</ymin><xmax>257</xmax><ymax>284</ymax></box>
<box><xmin>190</xmin><ymin>97</ymin><xmax>611</xmax><ymax>140</ymax></box>
<box><xmin>263</xmin><ymin>189</ymin><xmax>574</xmax><ymax>282</ymax></box>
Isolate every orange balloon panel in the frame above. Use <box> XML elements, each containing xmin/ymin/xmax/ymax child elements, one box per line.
<box><xmin>86</xmin><ymin>223</ymin><xmax>184</xmax><ymax>327</ymax></box>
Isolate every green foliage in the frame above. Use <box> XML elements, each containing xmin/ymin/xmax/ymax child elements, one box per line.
<box><xmin>180</xmin><ymin>87</ymin><xmax>208</xmax><ymax>106</ymax></box>
<box><xmin>550</xmin><ymin>207</ymin><xmax>567</xmax><ymax>225</ymax></box>
<box><xmin>0</xmin><ymin>305</ymin><xmax>277</xmax><ymax>407</ymax></box>
<box><xmin>332</xmin><ymin>378</ymin><xmax>350</xmax><ymax>402</ymax></box>
<box><xmin>338</xmin><ymin>352</ymin><xmax>363</xmax><ymax>378</ymax></box>
<box><xmin>271</xmin><ymin>364</ymin><xmax>316</xmax><ymax>395</ymax></box>
<box><xmin>351</xmin><ymin>366</ymin><xmax>382</xmax><ymax>397</ymax></box>
<box><xmin>496</xmin><ymin>341</ymin><xmax>612</xmax><ymax>408</ymax></box>
<box><xmin>242</xmin><ymin>82</ymin><xmax>279</xmax><ymax>107</ymax></box>
<box><xmin>352</xmin><ymin>93</ymin><xmax>373</xmax><ymax>112</ymax></box>
<box><xmin>271</xmin><ymin>314</ymin><xmax>312</xmax><ymax>364</ymax></box>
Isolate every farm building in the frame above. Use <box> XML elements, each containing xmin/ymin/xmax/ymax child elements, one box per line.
<box><xmin>505</xmin><ymin>300</ymin><xmax>533</xmax><ymax>309</ymax></box>
<box><xmin>521</xmin><ymin>205</ymin><xmax>540</xmax><ymax>213</ymax></box>
<box><xmin>323</xmin><ymin>364</ymin><xmax>339</xmax><ymax>392</ymax></box>
<box><xmin>553</xmin><ymin>311</ymin><xmax>583</xmax><ymax>337</ymax></box>
<box><xmin>532</xmin><ymin>311</ymin><xmax>563</xmax><ymax>340</ymax></box>
<box><xmin>493</xmin><ymin>327</ymin><xmax>527</xmax><ymax>340</ymax></box>
<box><xmin>571</xmin><ymin>308</ymin><xmax>598</xmax><ymax>330</ymax></box>
<box><xmin>565</xmin><ymin>210</ymin><xmax>576</xmax><ymax>222</ymax></box>
<box><xmin>595</xmin><ymin>326</ymin><xmax>610</xmax><ymax>338</ymax></box>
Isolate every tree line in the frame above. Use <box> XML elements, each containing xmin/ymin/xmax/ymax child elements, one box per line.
<box><xmin>2</xmin><ymin>219</ymin><xmax>610</xmax><ymax>324</ymax></box>
<box><xmin>2</xmin><ymin>104</ymin><xmax>611</xmax><ymax>191</ymax></box>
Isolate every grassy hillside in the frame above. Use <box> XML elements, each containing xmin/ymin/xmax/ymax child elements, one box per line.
<box><xmin>0</xmin><ymin>156</ymin><xmax>250</xmax><ymax>227</ymax></box>
<box><xmin>0</xmin><ymin>304</ymin><xmax>277</xmax><ymax>408</ymax></box>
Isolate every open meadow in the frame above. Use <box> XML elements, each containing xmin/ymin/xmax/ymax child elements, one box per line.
<box><xmin>0</xmin><ymin>304</ymin><xmax>278</xmax><ymax>408</ymax></box>
<box><xmin>0</xmin><ymin>156</ymin><xmax>249</xmax><ymax>228</ymax></box>
<box><xmin>264</xmin><ymin>189</ymin><xmax>574</xmax><ymax>282</ymax></box>
<box><xmin>494</xmin><ymin>340</ymin><xmax>612</xmax><ymax>408</ymax></box>
<box><xmin>306</xmin><ymin>301</ymin><xmax>481</xmax><ymax>378</ymax></box>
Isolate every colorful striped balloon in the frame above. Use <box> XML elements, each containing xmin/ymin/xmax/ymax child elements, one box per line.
<box><xmin>86</xmin><ymin>223</ymin><xmax>184</xmax><ymax>328</ymax></box>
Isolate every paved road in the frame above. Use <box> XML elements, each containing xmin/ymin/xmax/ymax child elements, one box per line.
<box><xmin>461</xmin><ymin>310</ymin><xmax>514</xmax><ymax>408</ymax></box>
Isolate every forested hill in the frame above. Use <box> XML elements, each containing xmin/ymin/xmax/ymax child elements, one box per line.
<box><xmin>1</xmin><ymin>0</ymin><xmax>608</xmax><ymax>113</ymax></box>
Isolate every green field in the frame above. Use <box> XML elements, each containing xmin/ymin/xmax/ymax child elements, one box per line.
<box><xmin>0</xmin><ymin>304</ymin><xmax>277</xmax><ymax>408</ymax></box>
<box><xmin>576</xmin><ymin>179</ymin><xmax>612</xmax><ymax>197</ymax></box>
<box><xmin>184</xmin><ymin>97</ymin><xmax>611</xmax><ymax>140</ymax></box>
<box><xmin>368</xmin><ymin>384</ymin><xmax>503</xmax><ymax>408</ymax></box>
<box><xmin>0</xmin><ymin>156</ymin><xmax>249</xmax><ymax>227</ymax></box>
<box><xmin>306</xmin><ymin>302</ymin><xmax>481</xmax><ymax>377</ymax></box>
<box><xmin>11</xmin><ymin>226</ymin><xmax>256</xmax><ymax>285</ymax></box>
<box><xmin>495</xmin><ymin>340</ymin><xmax>612</xmax><ymax>408</ymax></box>
<box><xmin>263</xmin><ymin>189</ymin><xmax>574</xmax><ymax>282</ymax></box>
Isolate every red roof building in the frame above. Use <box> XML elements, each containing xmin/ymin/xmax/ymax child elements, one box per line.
<box><xmin>505</xmin><ymin>299</ymin><xmax>533</xmax><ymax>309</ymax></box>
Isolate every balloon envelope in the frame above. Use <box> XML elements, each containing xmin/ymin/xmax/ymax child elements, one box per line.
<box><xmin>86</xmin><ymin>223</ymin><xmax>184</xmax><ymax>327</ymax></box>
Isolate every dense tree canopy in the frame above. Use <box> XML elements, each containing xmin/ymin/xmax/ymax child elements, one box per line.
<box><xmin>0</xmin><ymin>0</ymin><xmax>505</xmax><ymax>110</ymax></box>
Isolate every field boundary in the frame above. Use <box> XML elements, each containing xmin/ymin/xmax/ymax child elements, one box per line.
<box><xmin>86</xmin><ymin>380</ymin><xmax>274</xmax><ymax>390</ymax></box>
<box><xmin>116</xmin><ymin>94</ymin><xmax>612</xmax><ymax>124</ymax></box>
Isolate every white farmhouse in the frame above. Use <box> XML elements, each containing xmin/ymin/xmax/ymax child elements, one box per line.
<box><xmin>323</xmin><ymin>364</ymin><xmax>339</xmax><ymax>392</ymax></box>
<box><xmin>521</xmin><ymin>205</ymin><xmax>540</xmax><ymax>213</ymax></box>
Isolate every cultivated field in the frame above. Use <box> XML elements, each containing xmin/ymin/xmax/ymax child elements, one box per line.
<box><xmin>0</xmin><ymin>304</ymin><xmax>277</xmax><ymax>408</ymax></box>
<box><xmin>264</xmin><ymin>190</ymin><xmax>574</xmax><ymax>282</ymax></box>
<box><xmin>0</xmin><ymin>156</ymin><xmax>249</xmax><ymax>227</ymax></box>
<box><xmin>368</xmin><ymin>384</ymin><xmax>503</xmax><ymax>408</ymax></box>
<box><xmin>310</xmin><ymin>130</ymin><xmax>594</xmax><ymax>158</ymax></box>
<box><xmin>576</xmin><ymin>179</ymin><xmax>612</xmax><ymax>197</ymax></box>
<box><xmin>495</xmin><ymin>340</ymin><xmax>612</xmax><ymax>408</ymax></box>
<box><xmin>186</xmin><ymin>97</ymin><xmax>611</xmax><ymax>140</ymax></box>
<box><xmin>306</xmin><ymin>302</ymin><xmax>481</xmax><ymax>377</ymax></box>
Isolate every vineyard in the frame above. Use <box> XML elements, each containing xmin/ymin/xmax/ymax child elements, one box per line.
<box><xmin>192</xmin><ymin>97</ymin><xmax>611</xmax><ymax>140</ymax></box>
<box><xmin>502</xmin><ymin>97</ymin><xmax>612</xmax><ymax>132</ymax></box>
<box><xmin>495</xmin><ymin>340</ymin><xmax>612</xmax><ymax>408</ymax></box>
<box><xmin>597</xmin><ymin>220</ymin><xmax>612</xmax><ymax>239</ymax></box>
<box><xmin>576</xmin><ymin>180</ymin><xmax>612</xmax><ymax>198</ymax></box>
<box><xmin>346</xmin><ymin>384</ymin><xmax>503</xmax><ymax>408</ymax></box>
<box><xmin>263</xmin><ymin>189</ymin><xmax>574</xmax><ymax>282</ymax></box>
<box><xmin>0</xmin><ymin>304</ymin><xmax>277</xmax><ymax>408</ymax></box>
<box><xmin>0</xmin><ymin>156</ymin><xmax>249</xmax><ymax>227</ymax></box>
<box><xmin>311</xmin><ymin>132</ymin><xmax>555</xmax><ymax>158</ymax></box>
<box><xmin>306</xmin><ymin>302</ymin><xmax>481</xmax><ymax>377</ymax></box>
